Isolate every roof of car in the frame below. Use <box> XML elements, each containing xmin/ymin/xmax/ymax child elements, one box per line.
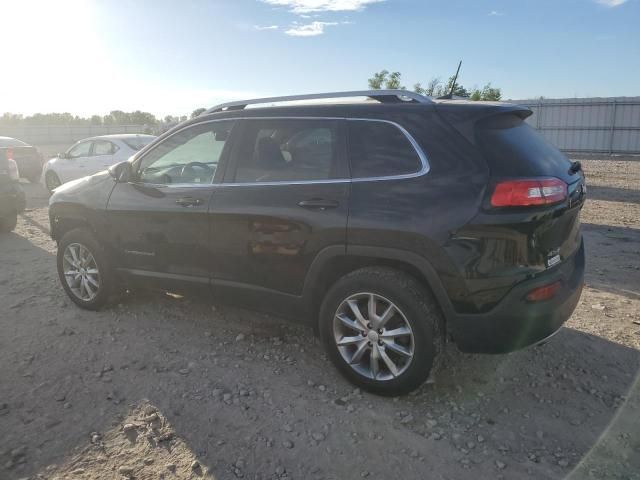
<box><xmin>79</xmin><ymin>134</ymin><xmax>156</xmax><ymax>142</ymax></box>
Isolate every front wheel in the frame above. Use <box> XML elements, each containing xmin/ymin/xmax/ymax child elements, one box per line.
<box><xmin>57</xmin><ymin>228</ymin><xmax>113</xmax><ymax>310</ymax></box>
<box><xmin>319</xmin><ymin>267</ymin><xmax>444</xmax><ymax>396</ymax></box>
<box><xmin>45</xmin><ymin>171</ymin><xmax>62</xmax><ymax>192</ymax></box>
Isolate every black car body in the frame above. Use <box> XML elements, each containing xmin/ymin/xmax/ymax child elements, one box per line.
<box><xmin>49</xmin><ymin>90</ymin><xmax>586</xmax><ymax>394</ymax></box>
<box><xmin>0</xmin><ymin>136</ymin><xmax>44</xmax><ymax>182</ymax></box>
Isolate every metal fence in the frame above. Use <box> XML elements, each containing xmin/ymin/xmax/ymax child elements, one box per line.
<box><xmin>0</xmin><ymin>124</ymin><xmax>149</xmax><ymax>147</ymax></box>
<box><xmin>509</xmin><ymin>97</ymin><xmax>640</xmax><ymax>154</ymax></box>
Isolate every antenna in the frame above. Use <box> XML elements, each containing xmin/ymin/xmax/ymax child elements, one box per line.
<box><xmin>438</xmin><ymin>60</ymin><xmax>462</xmax><ymax>100</ymax></box>
<box><xmin>449</xmin><ymin>60</ymin><xmax>462</xmax><ymax>97</ymax></box>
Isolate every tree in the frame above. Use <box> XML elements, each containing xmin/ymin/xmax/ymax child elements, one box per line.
<box><xmin>470</xmin><ymin>83</ymin><xmax>502</xmax><ymax>101</ymax></box>
<box><xmin>367</xmin><ymin>70</ymin><xmax>499</xmax><ymax>100</ymax></box>
<box><xmin>191</xmin><ymin>108</ymin><xmax>206</xmax><ymax>119</ymax></box>
<box><xmin>90</xmin><ymin>115</ymin><xmax>102</xmax><ymax>125</ymax></box>
<box><xmin>368</xmin><ymin>70</ymin><xmax>405</xmax><ymax>90</ymax></box>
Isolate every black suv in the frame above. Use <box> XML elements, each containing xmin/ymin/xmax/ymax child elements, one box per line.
<box><xmin>49</xmin><ymin>90</ymin><xmax>586</xmax><ymax>395</ymax></box>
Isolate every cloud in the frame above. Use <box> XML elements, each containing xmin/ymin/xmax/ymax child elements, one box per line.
<box><xmin>488</xmin><ymin>10</ymin><xmax>504</xmax><ymax>16</ymax></box>
<box><xmin>262</xmin><ymin>0</ymin><xmax>384</xmax><ymax>14</ymax></box>
<box><xmin>285</xmin><ymin>21</ymin><xmax>338</xmax><ymax>36</ymax></box>
<box><xmin>594</xmin><ymin>0</ymin><xmax>628</xmax><ymax>5</ymax></box>
<box><xmin>254</xmin><ymin>24</ymin><xmax>279</xmax><ymax>30</ymax></box>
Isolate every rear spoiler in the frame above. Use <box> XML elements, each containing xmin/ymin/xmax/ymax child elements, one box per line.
<box><xmin>434</xmin><ymin>102</ymin><xmax>532</xmax><ymax>145</ymax></box>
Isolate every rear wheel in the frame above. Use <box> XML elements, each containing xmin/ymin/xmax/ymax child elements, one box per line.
<box><xmin>45</xmin><ymin>171</ymin><xmax>62</xmax><ymax>192</ymax></box>
<box><xmin>319</xmin><ymin>267</ymin><xmax>444</xmax><ymax>396</ymax></box>
<box><xmin>57</xmin><ymin>228</ymin><xmax>113</xmax><ymax>310</ymax></box>
<box><xmin>0</xmin><ymin>211</ymin><xmax>18</xmax><ymax>233</ymax></box>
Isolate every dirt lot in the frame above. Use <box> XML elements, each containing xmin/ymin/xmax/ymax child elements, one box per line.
<box><xmin>1</xmin><ymin>158</ymin><xmax>639</xmax><ymax>480</ymax></box>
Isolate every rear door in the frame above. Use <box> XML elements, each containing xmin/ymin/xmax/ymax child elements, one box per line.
<box><xmin>208</xmin><ymin>117</ymin><xmax>350</xmax><ymax>296</ymax></box>
<box><xmin>105</xmin><ymin>120</ymin><xmax>237</xmax><ymax>283</ymax></box>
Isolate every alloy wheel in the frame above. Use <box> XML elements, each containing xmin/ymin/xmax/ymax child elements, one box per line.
<box><xmin>62</xmin><ymin>243</ymin><xmax>100</xmax><ymax>301</ymax></box>
<box><xmin>333</xmin><ymin>292</ymin><xmax>414</xmax><ymax>381</ymax></box>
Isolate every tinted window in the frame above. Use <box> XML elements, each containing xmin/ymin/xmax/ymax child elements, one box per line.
<box><xmin>233</xmin><ymin>119</ymin><xmax>339</xmax><ymax>183</ymax></box>
<box><xmin>477</xmin><ymin>113</ymin><xmax>574</xmax><ymax>183</ymax></box>
<box><xmin>138</xmin><ymin>121</ymin><xmax>234</xmax><ymax>185</ymax></box>
<box><xmin>67</xmin><ymin>141</ymin><xmax>91</xmax><ymax>158</ymax></box>
<box><xmin>348</xmin><ymin>121</ymin><xmax>421</xmax><ymax>179</ymax></box>
<box><xmin>93</xmin><ymin>140</ymin><xmax>115</xmax><ymax>155</ymax></box>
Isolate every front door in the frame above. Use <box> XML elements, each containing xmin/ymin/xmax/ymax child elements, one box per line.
<box><xmin>60</xmin><ymin>140</ymin><xmax>92</xmax><ymax>183</ymax></box>
<box><xmin>87</xmin><ymin>139</ymin><xmax>116</xmax><ymax>176</ymax></box>
<box><xmin>208</xmin><ymin>118</ymin><xmax>350</xmax><ymax>297</ymax></box>
<box><xmin>105</xmin><ymin>120</ymin><xmax>237</xmax><ymax>283</ymax></box>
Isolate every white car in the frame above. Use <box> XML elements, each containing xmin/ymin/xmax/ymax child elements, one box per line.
<box><xmin>43</xmin><ymin>134</ymin><xmax>156</xmax><ymax>192</ymax></box>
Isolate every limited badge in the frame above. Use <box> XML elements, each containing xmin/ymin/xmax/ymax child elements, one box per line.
<box><xmin>547</xmin><ymin>251</ymin><xmax>561</xmax><ymax>268</ymax></box>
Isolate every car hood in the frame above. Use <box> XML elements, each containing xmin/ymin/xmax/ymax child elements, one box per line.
<box><xmin>49</xmin><ymin>170</ymin><xmax>113</xmax><ymax>204</ymax></box>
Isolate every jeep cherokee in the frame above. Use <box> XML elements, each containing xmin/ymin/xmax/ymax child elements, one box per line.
<box><xmin>48</xmin><ymin>90</ymin><xmax>586</xmax><ymax>395</ymax></box>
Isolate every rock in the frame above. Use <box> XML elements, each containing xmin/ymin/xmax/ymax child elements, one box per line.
<box><xmin>144</xmin><ymin>458</ymin><xmax>154</xmax><ymax>465</ymax></box>
<box><xmin>536</xmin><ymin>430</ymin><xmax>544</xmax><ymax>440</ymax></box>
<box><xmin>123</xmin><ymin>423</ymin><xmax>137</xmax><ymax>432</ymax></box>
<box><xmin>591</xmin><ymin>304</ymin><xmax>606</xmax><ymax>310</ymax></box>
<box><xmin>72</xmin><ymin>468</ymin><xmax>86</xmax><ymax>475</ymax></box>
<box><xmin>191</xmin><ymin>460</ymin><xmax>201</xmax><ymax>470</ymax></box>
<box><xmin>495</xmin><ymin>461</ymin><xmax>506</xmax><ymax>470</ymax></box>
<box><xmin>283</xmin><ymin>424</ymin><xmax>293</xmax><ymax>432</ymax></box>
<box><xmin>312</xmin><ymin>432</ymin><xmax>325</xmax><ymax>442</ymax></box>
<box><xmin>400</xmin><ymin>414</ymin><xmax>414</xmax><ymax>425</ymax></box>
<box><xmin>477</xmin><ymin>435</ymin><xmax>485</xmax><ymax>443</ymax></box>
<box><xmin>178</xmin><ymin>368</ymin><xmax>190</xmax><ymax>375</ymax></box>
<box><xmin>558</xmin><ymin>459</ymin><xmax>570</xmax><ymax>467</ymax></box>
<box><xmin>318</xmin><ymin>385</ymin><xmax>326</xmax><ymax>392</ymax></box>
<box><xmin>282</xmin><ymin>440</ymin><xmax>294</xmax><ymax>449</ymax></box>
<box><xmin>118</xmin><ymin>465</ymin><xmax>134</xmax><ymax>476</ymax></box>
<box><xmin>143</xmin><ymin>413</ymin><xmax>159</xmax><ymax>423</ymax></box>
<box><xmin>166</xmin><ymin>463</ymin><xmax>177</xmax><ymax>472</ymax></box>
<box><xmin>235</xmin><ymin>333</ymin><xmax>246</xmax><ymax>342</ymax></box>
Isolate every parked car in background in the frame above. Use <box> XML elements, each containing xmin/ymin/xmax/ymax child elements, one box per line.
<box><xmin>0</xmin><ymin>149</ymin><xmax>26</xmax><ymax>232</ymax></box>
<box><xmin>48</xmin><ymin>90</ymin><xmax>586</xmax><ymax>395</ymax></box>
<box><xmin>43</xmin><ymin>134</ymin><xmax>156</xmax><ymax>192</ymax></box>
<box><xmin>0</xmin><ymin>136</ymin><xmax>44</xmax><ymax>183</ymax></box>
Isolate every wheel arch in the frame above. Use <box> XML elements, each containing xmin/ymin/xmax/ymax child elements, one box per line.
<box><xmin>49</xmin><ymin>203</ymin><xmax>97</xmax><ymax>242</ymax></box>
<box><xmin>302</xmin><ymin>246</ymin><xmax>456</xmax><ymax>328</ymax></box>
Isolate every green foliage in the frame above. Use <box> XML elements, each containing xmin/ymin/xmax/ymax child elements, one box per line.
<box><xmin>191</xmin><ymin>108</ymin><xmax>206</xmax><ymax>119</ymax></box>
<box><xmin>368</xmin><ymin>70</ymin><xmax>500</xmax><ymax>100</ymax></box>
<box><xmin>368</xmin><ymin>70</ymin><xmax>405</xmax><ymax>90</ymax></box>
<box><xmin>0</xmin><ymin>110</ymin><xmax>162</xmax><ymax>126</ymax></box>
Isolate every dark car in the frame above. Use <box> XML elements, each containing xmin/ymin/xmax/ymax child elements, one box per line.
<box><xmin>0</xmin><ymin>150</ymin><xmax>25</xmax><ymax>232</ymax></box>
<box><xmin>0</xmin><ymin>136</ymin><xmax>44</xmax><ymax>182</ymax></box>
<box><xmin>48</xmin><ymin>90</ymin><xmax>586</xmax><ymax>395</ymax></box>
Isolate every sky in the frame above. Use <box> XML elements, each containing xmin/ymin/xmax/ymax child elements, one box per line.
<box><xmin>1</xmin><ymin>0</ymin><xmax>638</xmax><ymax>117</ymax></box>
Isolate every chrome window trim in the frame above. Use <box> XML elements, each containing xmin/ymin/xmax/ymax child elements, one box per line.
<box><xmin>132</xmin><ymin>116</ymin><xmax>430</xmax><ymax>188</ymax></box>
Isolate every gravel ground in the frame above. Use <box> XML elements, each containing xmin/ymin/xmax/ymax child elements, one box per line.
<box><xmin>1</xmin><ymin>158</ymin><xmax>639</xmax><ymax>480</ymax></box>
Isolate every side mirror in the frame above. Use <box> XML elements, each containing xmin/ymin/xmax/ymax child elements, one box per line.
<box><xmin>57</xmin><ymin>152</ymin><xmax>68</xmax><ymax>159</ymax></box>
<box><xmin>108</xmin><ymin>161</ymin><xmax>133</xmax><ymax>182</ymax></box>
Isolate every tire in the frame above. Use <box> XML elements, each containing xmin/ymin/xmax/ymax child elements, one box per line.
<box><xmin>0</xmin><ymin>211</ymin><xmax>18</xmax><ymax>233</ymax></box>
<box><xmin>45</xmin><ymin>171</ymin><xmax>62</xmax><ymax>192</ymax></box>
<box><xmin>57</xmin><ymin>228</ymin><xmax>114</xmax><ymax>310</ymax></box>
<box><xmin>319</xmin><ymin>267</ymin><xmax>445</xmax><ymax>396</ymax></box>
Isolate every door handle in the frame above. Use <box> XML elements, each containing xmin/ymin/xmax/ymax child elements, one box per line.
<box><xmin>175</xmin><ymin>197</ymin><xmax>204</xmax><ymax>207</ymax></box>
<box><xmin>297</xmin><ymin>199</ymin><xmax>339</xmax><ymax>210</ymax></box>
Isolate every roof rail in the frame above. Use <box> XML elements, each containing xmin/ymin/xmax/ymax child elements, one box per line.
<box><xmin>205</xmin><ymin>89</ymin><xmax>432</xmax><ymax>114</ymax></box>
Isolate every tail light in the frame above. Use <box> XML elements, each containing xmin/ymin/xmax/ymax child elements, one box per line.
<box><xmin>491</xmin><ymin>178</ymin><xmax>567</xmax><ymax>207</ymax></box>
<box><xmin>7</xmin><ymin>159</ymin><xmax>20</xmax><ymax>181</ymax></box>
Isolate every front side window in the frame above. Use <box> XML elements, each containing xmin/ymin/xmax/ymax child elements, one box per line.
<box><xmin>93</xmin><ymin>140</ymin><xmax>115</xmax><ymax>155</ymax></box>
<box><xmin>232</xmin><ymin>119</ymin><xmax>340</xmax><ymax>183</ymax></box>
<box><xmin>67</xmin><ymin>141</ymin><xmax>92</xmax><ymax>158</ymax></box>
<box><xmin>348</xmin><ymin>120</ymin><xmax>422</xmax><ymax>179</ymax></box>
<box><xmin>137</xmin><ymin>121</ymin><xmax>234</xmax><ymax>185</ymax></box>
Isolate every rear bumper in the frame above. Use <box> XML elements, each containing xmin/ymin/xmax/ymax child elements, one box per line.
<box><xmin>448</xmin><ymin>238</ymin><xmax>585</xmax><ymax>354</ymax></box>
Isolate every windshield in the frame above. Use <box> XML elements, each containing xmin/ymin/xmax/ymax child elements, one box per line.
<box><xmin>122</xmin><ymin>136</ymin><xmax>155</xmax><ymax>151</ymax></box>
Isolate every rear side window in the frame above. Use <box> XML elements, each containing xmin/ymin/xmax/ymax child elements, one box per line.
<box><xmin>232</xmin><ymin>119</ymin><xmax>340</xmax><ymax>183</ymax></box>
<box><xmin>93</xmin><ymin>140</ymin><xmax>116</xmax><ymax>155</ymax></box>
<box><xmin>348</xmin><ymin>120</ymin><xmax>422</xmax><ymax>179</ymax></box>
